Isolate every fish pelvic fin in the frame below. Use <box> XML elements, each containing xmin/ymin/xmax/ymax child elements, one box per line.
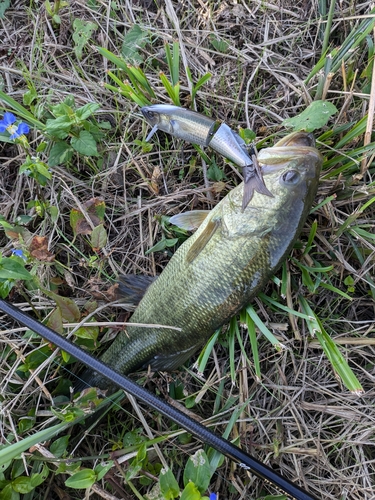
<box><xmin>169</xmin><ymin>210</ymin><xmax>211</xmax><ymax>231</ymax></box>
<box><xmin>117</xmin><ymin>274</ymin><xmax>157</xmax><ymax>304</ymax></box>
<box><xmin>242</xmin><ymin>162</ymin><xmax>274</xmax><ymax>211</ymax></box>
<box><xmin>186</xmin><ymin>218</ymin><xmax>220</xmax><ymax>264</ymax></box>
<box><xmin>147</xmin><ymin>343</ymin><xmax>201</xmax><ymax>372</ymax></box>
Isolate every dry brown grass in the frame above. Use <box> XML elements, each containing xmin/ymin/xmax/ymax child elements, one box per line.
<box><xmin>1</xmin><ymin>1</ymin><xmax>375</xmax><ymax>499</ymax></box>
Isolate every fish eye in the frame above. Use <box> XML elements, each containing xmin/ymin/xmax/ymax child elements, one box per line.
<box><xmin>281</xmin><ymin>169</ymin><xmax>301</xmax><ymax>185</ymax></box>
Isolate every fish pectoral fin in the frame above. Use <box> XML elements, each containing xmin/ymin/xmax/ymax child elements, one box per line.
<box><xmin>186</xmin><ymin>218</ymin><xmax>220</xmax><ymax>263</ymax></box>
<box><xmin>242</xmin><ymin>162</ymin><xmax>274</xmax><ymax>211</ymax></box>
<box><xmin>147</xmin><ymin>344</ymin><xmax>201</xmax><ymax>372</ymax></box>
<box><xmin>117</xmin><ymin>274</ymin><xmax>157</xmax><ymax>304</ymax></box>
<box><xmin>169</xmin><ymin>210</ymin><xmax>211</xmax><ymax>231</ymax></box>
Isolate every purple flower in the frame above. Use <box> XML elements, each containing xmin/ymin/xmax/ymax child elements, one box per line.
<box><xmin>0</xmin><ymin>112</ymin><xmax>30</xmax><ymax>139</ymax></box>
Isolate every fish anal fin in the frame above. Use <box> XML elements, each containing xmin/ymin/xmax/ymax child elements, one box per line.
<box><xmin>169</xmin><ymin>210</ymin><xmax>211</xmax><ymax>231</ymax></box>
<box><xmin>117</xmin><ymin>274</ymin><xmax>157</xmax><ymax>304</ymax></box>
<box><xmin>186</xmin><ymin>219</ymin><xmax>220</xmax><ymax>263</ymax></box>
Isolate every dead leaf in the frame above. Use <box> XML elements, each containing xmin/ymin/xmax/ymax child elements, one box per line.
<box><xmin>70</xmin><ymin>198</ymin><xmax>106</xmax><ymax>236</ymax></box>
<box><xmin>150</xmin><ymin>165</ymin><xmax>161</xmax><ymax>195</ymax></box>
<box><xmin>29</xmin><ymin>236</ymin><xmax>55</xmax><ymax>262</ymax></box>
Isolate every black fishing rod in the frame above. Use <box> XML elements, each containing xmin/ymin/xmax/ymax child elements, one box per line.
<box><xmin>0</xmin><ymin>299</ymin><xmax>319</xmax><ymax>500</ymax></box>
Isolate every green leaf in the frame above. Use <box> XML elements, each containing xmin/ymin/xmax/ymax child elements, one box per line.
<box><xmin>0</xmin><ymin>483</ymin><xmax>18</xmax><ymax>500</ymax></box>
<box><xmin>45</xmin><ymin>292</ymin><xmax>80</xmax><ymax>322</ymax></box>
<box><xmin>0</xmin><ymin>279</ymin><xmax>14</xmax><ymax>299</ymax></box>
<box><xmin>180</xmin><ymin>481</ymin><xmax>201</xmax><ymax>500</ymax></box>
<box><xmin>75</xmin><ymin>102</ymin><xmax>100</xmax><ymax>120</ymax></box>
<box><xmin>0</xmin><ymin>0</ymin><xmax>10</xmax><ymax>19</ymax></box>
<box><xmin>282</xmin><ymin>100</ymin><xmax>337</xmax><ymax>132</ymax></box>
<box><xmin>183</xmin><ymin>449</ymin><xmax>211</xmax><ymax>493</ymax></box>
<box><xmin>0</xmin><ymin>258</ymin><xmax>33</xmax><ymax>281</ymax></box>
<box><xmin>209</xmin><ymin>35</ymin><xmax>229</xmax><ymax>53</ymax></box>
<box><xmin>71</xmin><ymin>130</ymin><xmax>98</xmax><ymax>156</ymax></box>
<box><xmin>145</xmin><ymin>237</ymin><xmax>178</xmax><ymax>254</ymax></box>
<box><xmin>72</xmin><ymin>19</ymin><xmax>98</xmax><ymax>60</ymax></box>
<box><xmin>17</xmin><ymin>417</ymin><xmax>35</xmax><ymax>434</ymax></box>
<box><xmin>64</xmin><ymin>469</ymin><xmax>97</xmax><ymax>489</ymax></box>
<box><xmin>121</xmin><ymin>24</ymin><xmax>148</xmax><ymax>63</ymax></box>
<box><xmin>159</xmin><ymin>467</ymin><xmax>180</xmax><ymax>500</ymax></box>
<box><xmin>45</xmin><ymin>116</ymin><xmax>72</xmax><ymax>136</ymax></box>
<box><xmin>30</xmin><ymin>465</ymin><xmax>49</xmax><ymax>488</ymax></box>
<box><xmin>23</xmin><ymin>88</ymin><xmax>37</xmax><ymax>106</ymax></box>
<box><xmin>48</xmin><ymin>142</ymin><xmax>74</xmax><ymax>167</ymax></box>
<box><xmin>0</xmin><ymin>422</ymin><xmax>68</xmax><ymax>467</ymax></box>
<box><xmin>74</xmin><ymin>323</ymin><xmax>99</xmax><ymax>341</ymax></box>
<box><xmin>50</xmin><ymin>101</ymin><xmax>73</xmax><ymax>117</ymax></box>
<box><xmin>207</xmin><ymin>161</ymin><xmax>224</xmax><ymax>181</ymax></box>
<box><xmin>12</xmin><ymin>477</ymin><xmax>35</xmax><ymax>494</ymax></box>
<box><xmin>50</xmin><ymin>435</ymin><xmax>70</xmax><ymax>458</ymax></box>
<box><xmin>49</xmin><ymin>205</ymin><xmax>59</xmax><ymax>223</ymax></box>
<box><xmin>90</xmin><ymin>224</ymin><xmax>107</xmax><ymax>250</ymax></box>
<box><xmin>238</xmin><ymin>127</ymin><xmax>256</xmax><ymax>144</ymax></box>
<box><xmin>95</xmin><ymin>461</ymin><xmax>114</xmax><ymax>481</ymax></box>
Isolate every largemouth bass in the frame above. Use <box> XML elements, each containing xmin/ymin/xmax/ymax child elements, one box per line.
<box><xmin>79</xmin><ymin>132</ymin><xmax>322</xmax><ymax>390</ymax></box>
<box><xmin>141</xmin><ymin>104</ymin><xmax>273</xmax><ymax>210</ymax></box>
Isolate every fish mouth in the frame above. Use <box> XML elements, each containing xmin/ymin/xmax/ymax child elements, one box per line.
<box><xmin>257</xmin><ymin>132</ymin><xmax>323</xmax><ymax>175</ymax></box>
<box><xmin>274</xmin><ymin>131</ymin><xmax>316</xmax><ymax>148</ymax></box>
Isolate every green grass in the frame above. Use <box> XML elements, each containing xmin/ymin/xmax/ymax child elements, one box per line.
<box><xmin>0</xmin><ymin>1</ymin><xmax>375</xmax><ymax>499</ymax></box>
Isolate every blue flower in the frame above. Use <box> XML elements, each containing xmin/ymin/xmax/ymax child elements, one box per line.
<box><xmin>209</xmin><ymin>494</ymin><xmax>217</xmax><ymax>500</ymax></box>
<box><xmin>12</xmin><ymin>249</ymin><xmax>26</xmax><ymax>260</ymax></box>
<box><xmin>0</xmin><ymin>112</ymin><xmax>30</xmax><ymax>139</ymax></box>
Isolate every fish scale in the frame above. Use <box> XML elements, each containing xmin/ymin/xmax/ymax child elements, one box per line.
<box><xmin>79</xmin><ymin>133</ymin><xmax>322</xmax><ymax>391</ymax></box>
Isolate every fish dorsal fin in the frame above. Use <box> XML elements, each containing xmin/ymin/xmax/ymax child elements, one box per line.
<box><xmin>117</xmin><ymin>274</ymin><xmax>157</xmax><ymax>304</ymax></box>
<box><xmin>186</xmin><ymin>218</ymin><xmax>220</xmax><ymax>263</ymax></box>
<box><xmin>169</xmin><ymin>210</ymin><xmax>211</xmax><ymax>230</ymax></box>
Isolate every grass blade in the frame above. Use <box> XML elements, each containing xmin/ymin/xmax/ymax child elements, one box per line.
<box><xmin>298</xmin><ymin>295</ymin><xmax>363</xmax><ymax>394</ymax></box>
<box><xmin>0</xmin><ymin>90</ymin><xmax>45</xmax><ymax>129</ymax></box>
<box><xmin>246</xmin><ymin>305</ymin><xmax>285</xmax><ymax>351</ymax></box>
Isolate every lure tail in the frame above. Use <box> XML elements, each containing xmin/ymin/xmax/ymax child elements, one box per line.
<box><xmin>242</xmin><ymin>156</ymin><xmax>274</xmax><ymax>211</ymax></box>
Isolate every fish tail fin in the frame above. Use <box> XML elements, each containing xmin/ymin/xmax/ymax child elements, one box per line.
<box><xmin>242</xmin><ymin>164</ymin><xmax>274</xmax><ymax>211</ymax></box>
